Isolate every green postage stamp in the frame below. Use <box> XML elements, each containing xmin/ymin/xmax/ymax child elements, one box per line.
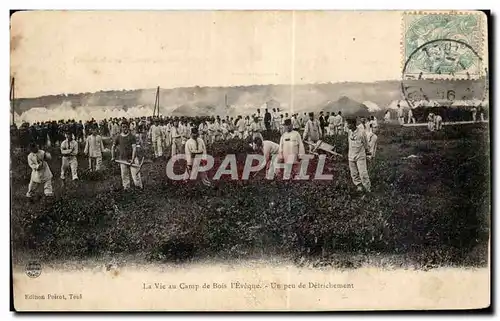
<box><xmin>402</xmin><ymin>11</ymin><xmax>487</xmax><ymax>79</ymax></box>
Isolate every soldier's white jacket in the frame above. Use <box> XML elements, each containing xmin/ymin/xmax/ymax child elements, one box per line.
<box><xmin>348</xmin><ymin>128</ymin><xmax>369</xmax><ymax>161</ymax></box>
<box><xmin>61</xmin><ymin>139</ymin><xmax>79</xmax><ymax>156</ymax></box>
<box><xmin>28</xmin><ymin>150</ymin><xmax>53</xmax><ymax>183</ymax></box>
<box><xmin>84</xmin><ymin>135</ymin><xmax>104</xmax><ymax>158</ymax></box>
<box><xmin>185</xmin><ymin>137</ymin><xmax>207</xmax><ymax>166</ymax></box>
<box><xmin>279</xmin><ymin>130</ymin><xmax>305</xmax><ymax>164</ymax></box>
<box><xmin>303</xmin><ymin>119</ymin><xmax>322</xmax><ymax>141</ymax></box>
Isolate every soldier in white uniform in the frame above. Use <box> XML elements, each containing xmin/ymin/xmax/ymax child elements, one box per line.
<box><xmin>84</xmin><ymin>126</ymin><xmax>105</xmax><ymax>171</ymax></box>
<box><xmin>26</xmin><ymin>143</ymin><xmax>54</xmax><ymax>198</ymax></box>
<box><xmin>150</xmin><ymin>120</ymin><xmax>163</xmax><ymax>158</ymax></box>
<box><xmin>303</xmin><ymin>112</ymin><xmax>322</xmax><ymax>153</ymax></box>
<box><xmin>250</xmin><ymin>117</ymin><xmax>264</xmax><ymax>141</ymax></box>
<box><xmin>278</xmin><ymin>119</ymin><xmax>305</xmax><ymax>179</ymax></box>
<box><xmin>184</xmin><ymin>127</ymin><xmax>210</xmax><ymax>185</ymax></box>
<box><xmin>397</xmin><ymin>105</ymin><xmax>404</xmax><ymax>125</ymax></box>
<box><xmin>198</xmin><ymin>120</ymin><xmax>209</xmax><ymax>143</ymax></box>
<box><xmin>334</xmin><ymin>111</ymin><xmax>344</xmax><ymax>135</ymax></box>
<box><xmin>221</xmin><ymin>120</ymin><xmax>230</xmax><ymax>140</ymax></box>
<box><xmin>60</xmin><ymin>131</ymin><xmax>79</xmax><ymax>180</ymax></box>
<box><xmin>171</xmin><ymin>121</ymin><xmax>183</xmax><ymax>157</ymax></box>
<box><xmin>407</xmin><ymin>108</ymin><xmax>416</xmax><ymax>124</ymax></box>
<box><xmin>427</xmin><ymin>113</ymin><xmax>436</xmax><ymax>132</ymax></box>
<box><xmin>434</xmin><ymin>113</ymin><xmax>443</xmax><ymax>131</ymax></box>
<box><xmin>347</xmin><ymin>118</ymin><xmax>371</xmax><ymax>193</ymax></box>
<box><xmin>384</xmin><ymin>110</ymin><xmax>391</xmax><ymax>122</ymax></box>
<box><xmin>253</xmin><ymin>137</ymin><xmax>280</xmax><ymax>169</ymax></box>
<box><xmin>327</xmin><ymin>112</ymin><xmax>336</xmax><ymax>136</ymax></box>
<box><xmin>236</xmin><ymin>116</ymin><xmax>246</xmax><ymax>139</ymax></box>
<box><xmin>272</xmin><ymin>109</ymin><xmax>280</xmax><ymax>130</ymax></box>
<box><xmin>162</xmin><ymin>120</ymin><xmax>172</xmax><ymax>154</ymax></box>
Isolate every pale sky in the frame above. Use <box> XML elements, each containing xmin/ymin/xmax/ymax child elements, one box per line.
<box><xmin>11</xmin><ymin>11</ymin><xmax>404</xmax><ymax>98</ymax></box>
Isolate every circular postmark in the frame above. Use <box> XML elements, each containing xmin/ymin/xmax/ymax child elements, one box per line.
<box><xmin>25</xmin><ymin>261</ymin><xmax>42</xmax><ymax>278</ymax></box>
<box><xmin>401</xmin><ymin>39</ymin><xmax>488</xmax><ymax>114</ymax></box>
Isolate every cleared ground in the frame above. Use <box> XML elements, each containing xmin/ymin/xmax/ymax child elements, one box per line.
<box><xmin>10</xmin><ymin>123</ymin><xmax>490</xmax><ymax>270</ymax></box>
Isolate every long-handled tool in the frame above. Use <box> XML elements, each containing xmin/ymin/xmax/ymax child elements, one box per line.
<box><xmin>305</xmin><ymin>140</ymin><xmax>343</xmax><ymax>158</ymax></box>
<box><xmin>114</xmin><ymin>156</ymin><xmax>146</xmax><ymax>172</ymax></box>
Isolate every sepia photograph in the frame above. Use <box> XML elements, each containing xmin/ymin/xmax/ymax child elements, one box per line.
<box><xmin>10</xmin><ymin>10</ymin><xmax>490</xmax><ymax>311</ymax></box>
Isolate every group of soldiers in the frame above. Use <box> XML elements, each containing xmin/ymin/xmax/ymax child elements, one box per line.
<box><xmin>387</xmin><ymin>104</ymin><xmax>487</xmax><ymax>128</ymax></box>
<box><xmin>17</xmin><ymin>108</ymin><xmax>381</xmax><ymax>198</ymax></box>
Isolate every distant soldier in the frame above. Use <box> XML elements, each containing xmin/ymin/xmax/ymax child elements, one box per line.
<box><xmin>477</xmin><ymin>104</ymin><xmax>485</xmax><ymax>122</ymax></box>
<box><xmin>272</xmin><ymin>108</ymin><xmax>281</xmax><ymax>130</ymax></box>
<box><xmin>264</xmin><ymin>109</ymin><xmax>272</xmax><ymax>131</ymax></box>
<box><xmin>434</xmin><ymin>113</ymin><xmax>443</xmax><ymax>131</ymax></box>
<box><xmin>198</xmin><ymin>120</ymin><xmax>210</xmax><ymax>142</ymax></box>
<box><xmin>346</xmin><ymin>118</ymin><xmax>371</xmax><ymax>193</ymax></box>
<box><xmin>220</xmin><ymin>119</ymin><xmax>230</xmax><ymax>140</ymax></box>
<box><xmin>84</xmin><ymin>126</ymin><xmax>105</xmax><ymax>172</ymax></box>
<box><xmin>235</xmin><ymin>116</ymin><xmax>245</xmax><ymax>139</ymax></box>
<box><xmin>327</xmin><ymin>112</ymin><xmax>336</xmax><ymax>136</ymax></box>
<box><xmin>471</xmin><ymin>106</ymin><xmax>477</xmax><ymax>122</ymax></box>
<box><xmin>291</xmin><ymin>114</ymin><xmax>301</xmax><ymax>131</ymax></box>
<box><xmin>334</xmin><ymin>111</ymin><xmax>344</xmax><ymax>135</ymax></box>
<box><xmin>303</xmin><ymin>112</ymin><xmax>322</xmax><ymax>153</ymax></box>
<box><xmin>76</xmin><ymin>120</ymin><xmax>84</xmax><ymax>142</ymax></box>
<box><xmin>170</xmin><ymin>120</ymin><xmax>183</xmax><ymax>157</ymax></box>
<box><xmin>150</xmin><ymin>119</ymin><xmax>163</xmax><ymax>159</ymax></box>
<box><xmin>384</xmin><ymin>110</ymin><xmax>391</xmax><ymax>122</ymax></box>
<box><xmin>26</xmin><ymin>143</ymin><xmax>54</xmax><ymax>198</ymax></box>
<box><xmin>36</xmin><ymin>123</ymin><xmax>46</xmax><ymax>149</ymax></box>
<box><xmin>368</xmin><ymin>116</ymin><xmax>378</xmax><ymax>133</ymax></box>
<box><xmin>162</xmin><ymin>119</ymin><xmax>172</xmax><ymax>152</ymax></box>
<box><xmin>110</xmin><ymin>120</ymin><xmax>120</xmax><ymax>138</ymax></box>
<box><xmin>363</xmin><ymin>118</ymin><xmax>378</xmax><ymax>159</ymax></box>
<box><xmin>136</xmin><ymin>120</ymin><xmax>146</xmax><ymax>146</ymax></box>
<box><xmin>250</xmin><ymin>117</ymin><xmax>264</xmax><ymax>141</ymax></box>
<box><xmin>69</xmin><ymin>120</ymin><xmax>77</xmax><ymax>139</ymax></box>
<box><xmin>279</xmin><ymin>114</ymin><xmax>285</xmax><ymax>135</ymax></box>
<box><xmin>60</xmin><ymin>131</ymin><xmax>79</xmax><ymax>181</ymax></box>
<box><xmin>407</xmin><ymin>108</ymin><xmax>416</xmax><ymax>124</ymax></box>
<box><xmin>319</xmin><ymin>111</ymin><xmax>327</xmax><ymax>134</ymax></box>
<box><xmin>49</xmin><ymin>121</ymin><xmax>58</xmax><ymax>146</ymax></box>
<box><xmin>397</xmin><ymin>105</ymin><xmax>404</xmax><ymax>125</ymax></box>
<box><xmin>427</xmin><ymin>113</ymin><xmax>436</xmax><ymax>132</ymax></box>
<box><xmin>101</xmin><ymin>119</ymin><xmax>110</xmax><ymax>137</ymax></box>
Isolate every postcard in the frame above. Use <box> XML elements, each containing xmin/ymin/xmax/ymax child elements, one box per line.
<box><xmin>10</xmin><ymin>10</ymin><xmax>490</xmax><ymax>311</ymax></box>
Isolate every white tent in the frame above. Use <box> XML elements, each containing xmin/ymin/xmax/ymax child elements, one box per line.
<box><xmin>362</xmin><ymin>101</ymin><xmax>380</xmax><ymax>112</ymax></box>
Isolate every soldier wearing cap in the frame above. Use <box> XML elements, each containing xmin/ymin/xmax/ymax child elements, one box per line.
<box><xmin>303</xmin><ymin>112</ymin><xmax>322</xmax><ymax>153</ymax></box>
<box><xmin>278</xmin><ymin>118</ymin><xmax>305</xmax><ymax>179</ymax></box>
<box><xmin>184</xmin><ymin>127</ymin><xmax>210</xmax><ymax>185</ymax></box>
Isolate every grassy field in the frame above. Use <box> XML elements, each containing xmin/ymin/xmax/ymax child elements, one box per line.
<box><xmin>10</xmin><ymin>123</ymin><xmax>490</xmax><ymax>270</ymax></box>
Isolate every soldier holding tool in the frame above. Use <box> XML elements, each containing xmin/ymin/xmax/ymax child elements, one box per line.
<box><xmin>111</xmin><ymin>121</ymin><xmax>143</xmax><ymax>190</ymax></box>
